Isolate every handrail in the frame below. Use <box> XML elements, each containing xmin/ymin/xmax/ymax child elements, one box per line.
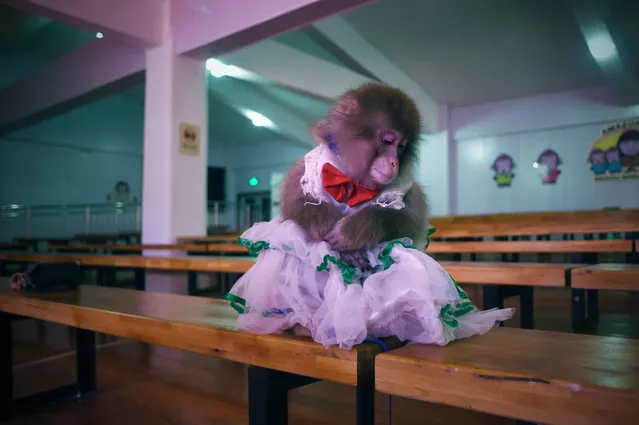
<box><xmin>0</xmin><ymin>200</ymin><xmax>272</xmax><ymax>241</ymax></box>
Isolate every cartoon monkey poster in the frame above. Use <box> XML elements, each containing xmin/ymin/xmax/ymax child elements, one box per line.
<box><xmin>534</xmin><ymin>149</ymin><xmax>562</xmax><ymax>184</ymax></box>
<box><xmin>491</xmin><ymin>153</ymin><xmax>516</xmax><ymax>187</ymax></box>
<box><xmin>587</xmin><ymin>120</ymin><xmax>639</xmax><ymax>181</ymax></box>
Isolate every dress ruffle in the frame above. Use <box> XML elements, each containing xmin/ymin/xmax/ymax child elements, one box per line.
<box><xmin>226</xmin><ymin>217</ymin><xmax>515</xmax><ymax>349</ymax></box>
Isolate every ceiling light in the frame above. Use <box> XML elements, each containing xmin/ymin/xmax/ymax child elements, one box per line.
<box><xmin>205</xmin><ymin>58</ymin><xmax>249</xmax><ymax>78</ymax></box>
<box><xmin>96</xmin><ymin>32</ymin><xmax>103</xmax><ymax>39</ymax></box>
<box><xmin>245</xmin><ymin>111</ymin><xmax>273</xmax><ymax>127</ymax></box>
<box><xmin>586</xmin><ymin>32</ymin><xmax>617</xmax><ymax>62</ymax></box>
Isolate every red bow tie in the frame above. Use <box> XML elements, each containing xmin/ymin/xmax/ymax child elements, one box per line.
<box><xmin>321</xmin><ymin>163</ymin><xmax>380</xmax><ymax>207</ymax></box>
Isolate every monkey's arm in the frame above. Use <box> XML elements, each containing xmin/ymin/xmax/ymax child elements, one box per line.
<box><xmin>281</xmin><ymin>160</ymin><xmax>344</xmax><ymax>241</ymax></box>
<box><xmin>325</xmin><ymin>183</ymin><xmax>428</xmax><ymax>251</ymax></box>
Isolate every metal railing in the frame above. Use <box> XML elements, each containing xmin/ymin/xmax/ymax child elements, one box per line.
<box><xmin>0</xmin><ymin>200</ymin><xmax>272</xmax><ymax>241</ymax></box>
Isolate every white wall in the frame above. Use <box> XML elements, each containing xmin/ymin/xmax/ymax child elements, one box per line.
<box><xmin>0</xmin><ymin>92</ymin><xmax>144</xmax><ymax>206</ymax></box>
<box><xmin>451</xmin><ymin>86</ymin><xmax>639</xmax><ymax>215</ymax></box>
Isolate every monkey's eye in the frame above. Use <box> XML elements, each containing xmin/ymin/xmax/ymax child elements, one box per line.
<box><xmin>382</xmin><ymin>132</ymin><xmax>396</xmax><ymax>145</ymax></box>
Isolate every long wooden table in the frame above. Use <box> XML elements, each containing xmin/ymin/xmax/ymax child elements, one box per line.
<box><xmin>0</xmin><ymin>282</ymin><xmax>397</xmax><ymax>424</ymax></box>
<box><xmin>429</xmin><ymin>208</ymin><xmax>639</xmax><ymax>238</ymax></box>
<box><xmin>427</xmin><ymin>239</ymin><xmax>635</xmax><ymax>254</ymax></box>
<box><xmin>0</xmin><ymin>251</ymin><xmax>585</xmax><ymax>330</ymax></box>
<box><xmin>572</xmin><ymin>264</ymin><xmax>639</xmax><ymax>291</ymax></box>
<box><xmin>375</xmin><ymin>327</ymin><xmax>639</xmax><ymax>425</ymax></box>
<box><xmin>49</xmin><ymin>243</ymin><xmax>248</xmax><ymax>254</ymax></box>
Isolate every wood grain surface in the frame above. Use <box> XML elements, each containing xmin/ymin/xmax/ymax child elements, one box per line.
<box><xmin>571</xmin><ymin>264</ymin><xmax>639</xmax><ymax>291</ymax></box>
<box><xmin>375</xmin><ymin>327</ymin><xmax>639</xmax><ymax>425</ymax></box>
<box><xmin>0</xmin><ymin>281</ymin><xmax>392</xmax><ymax>385</ymax></box>
<box><xmin>427</xmin><ymin>239</ymin><xmax>633</xmax><ymax>253</ymax></box>
<box><xmin>429</xmin><ymin>209</ymin><xmax>639</xmax><ymax>238</ymax></box>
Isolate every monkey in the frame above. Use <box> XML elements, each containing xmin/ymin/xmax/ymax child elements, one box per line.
<box><xmin>280</xmin><ymin>83</ymin><xmax>428</xmax><ymax>269</ymax></box>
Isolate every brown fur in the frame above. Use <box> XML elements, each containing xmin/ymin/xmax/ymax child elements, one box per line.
<box><xmin>281</xmin><ymin>82</ymin><xmax>429</xmax><ymax>266</ymax></box>
<box><xmin>280</xmin><ymin>160</ymin><xmax>344</xmax><ymax>241</ymax></box>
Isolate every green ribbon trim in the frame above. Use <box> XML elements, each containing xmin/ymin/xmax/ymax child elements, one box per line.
<box><xmin>379</xmin><ymin>240</ymin><xmax>415</xmax><ymax>270</ymax></box>
<box><xmin>238</xmin><ymin>237</ymin><xmax>270</xmax><ymax>257</ymax></box>
<box><xmin>225</xmin><ymin>293</ymin><xmax>249</xmax><ymax>314</ymax></box>
<box><xmin>424</xmin><ymin>226</ymin><xmax>437</xmax><ymax>250</ymax></box>
<box><xmin>316</xmin><ymin>255</ymin><xmax>357</xmax><ymax>284</ymax></box>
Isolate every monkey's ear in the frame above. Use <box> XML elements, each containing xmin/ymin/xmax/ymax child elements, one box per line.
<box><xmin>333</xmin><ymin>94</ymin><xmax>360</xmax><ymax>116</ymax></box>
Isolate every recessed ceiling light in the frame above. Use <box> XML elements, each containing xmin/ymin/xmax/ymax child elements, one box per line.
<box><xmin>586</xmin><ymin>32</ymin><xmax>617</xmax><ymax>62</ymax></box>
<box><xmin>245</xmin><ymin>111</ymin><xmax>273</xmax><ymax>127</ymax></box>
<box><xmin>96</xmin><ymin>32</ymin><xmax>104</xmax><ymax>39</ymax></box>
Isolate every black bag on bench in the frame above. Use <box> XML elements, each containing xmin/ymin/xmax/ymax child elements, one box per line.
<box><xmin>10</xmin><ymin>262</ymin><xmax>84</xmax><ymax>292</ymax></box>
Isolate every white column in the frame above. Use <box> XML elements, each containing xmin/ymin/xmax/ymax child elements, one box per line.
<box><xmin>141</xmin><ymin>14</ymin><xmax>208</xmax><ymax>247</ymax></box>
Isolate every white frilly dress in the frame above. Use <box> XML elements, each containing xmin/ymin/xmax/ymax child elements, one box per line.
<box><xmin>226</xmin><ymin>145</ymin><xmax>515</xmax><ymax>349</ymax></box>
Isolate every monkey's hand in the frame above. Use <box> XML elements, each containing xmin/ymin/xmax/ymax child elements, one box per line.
<box><xmin>325</xmin><ymin>212</ymin><xmax>379</xmax><ymax>251</ymax></box>
<box><xmin>304</xmin><ymin>203</ymin><xmax>344</xmax><ymax>241</ymax></box>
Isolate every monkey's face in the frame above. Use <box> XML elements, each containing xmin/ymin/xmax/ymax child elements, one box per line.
<box><xmin>314</xmin><ymin>83</ymin><xmax>421</xmax><ymax>188</ymax></box>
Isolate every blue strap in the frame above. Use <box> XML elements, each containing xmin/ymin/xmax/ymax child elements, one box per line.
<box><xmin>363</xmin><ymin>338</ymin><xmax>389</xmax><ymax>352</ymax></box>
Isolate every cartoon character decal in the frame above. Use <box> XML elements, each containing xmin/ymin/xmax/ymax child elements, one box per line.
<box><xmin>587</xmin><ymin>122</ymin><xmax>639</xmax><ymax>181</ymax></box>
<box><xmin>588</xmin><ymin>149</ymin><xmax>608</xmax><ymax>175</ymax></box>
<box><xmin>617</xmin><ymin>129</ymin><xmax>639</xmax><ymax>172</ymax></box>
<box><xmin>491</xmin><ymin>154</ymin><xmax>516</xmax><ymax>187</ymax></box>
<box><xmin>535</xmin><ymin>149</ymin><xmax>562</xmax><ymax>184</ymax></box>
<box><xmin>604</xmin><ymin>147</ymin><xmax>622</xmax><ymax>174</ymax></box>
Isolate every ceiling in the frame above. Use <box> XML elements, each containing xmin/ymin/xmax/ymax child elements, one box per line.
<box><xmin>0</xmin><ymin>0</ymin><xmax>637</xmax><ymax>147</ymax></box>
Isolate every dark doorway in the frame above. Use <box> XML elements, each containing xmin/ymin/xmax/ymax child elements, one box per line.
<box><xmin>236</xmin><ymin>191</ymin><xmax>271</xmax><ymax>229</ymax></box>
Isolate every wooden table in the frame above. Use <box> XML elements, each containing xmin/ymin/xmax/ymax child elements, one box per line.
<box><xmin>0</xmin><ymin>282</ymin><xmax>396</xmax><ymax>424</ymax></box>
<box><xmin>427</xmin><ymin>239</ymin><xmax>634</xmax><ymax>254</ymax></box>
<box><xmin>572</xmin><ymin>264</ymin><xmax>639</xmax><ymax>291</ymax></box>
<box><xmin>375</xmin><ymin>327</ymin><xmax>639</xmax><ymax>425</ymax></box>
<box><xmin>0</xmin><ymin>252</ymin><xmax>584</xmax><ymax>329</ymax></box>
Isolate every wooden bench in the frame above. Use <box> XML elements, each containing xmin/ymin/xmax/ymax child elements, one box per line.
<box><xmin>0</xmin><ymin>252</ymin><xmax>253</xmax><ymax>296</ymax></box>
<box><xmin>571</xmin><ymin>264</ymin><xmax>639</xmax><ymax>292</ymax></box>
<box><xmin>375</xmin><ymin>327</ymin><xmax>639</xmax><ymax>425</ymax></box>
<box><xmin>0</xmin><ymin>252</ymin><xmax>584</xmax><ymax>329</ymax></box>
<box><xmin>49</xmin><ymin>243</ymin><xmax>248</xmax><ymax>255</ymax></box>
<box><xmin>569</xmin><ymin>264</ymin><xmax>639</xmax><ymax>328</ymax></box>
<box><xmin>427</xmin><ymin>239</ymin><xmax>635</xmax><ymax>254</ymax></box>
<box><xmin>177</xmin><ymin>234</ymin><xmax>242</xmax><ymax>245</ymax></box>
<box><xmin>0</xmin><ymin>282</ymin><xmax>397</xmax><ymax>424</ymax></box>
<box><xmin>429</xmin><ymin>208</ymin><xmax>639</xmax><ymax>238</ymax></box>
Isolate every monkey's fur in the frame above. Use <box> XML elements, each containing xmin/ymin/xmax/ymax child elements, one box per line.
<box><xmin>281</xmin><ymin>83</ymin><xmax>428</xmax><ymax>268</ymax></box>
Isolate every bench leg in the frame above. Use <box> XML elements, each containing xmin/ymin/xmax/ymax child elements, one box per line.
<box><xmin>519</xmin><ymin>287</ymin><xmax>534</xmax><ymax>329</ymax></box>
<box><xmin>248</xmin><ymin>366</ymin><xmax>318</xmax><ymax>425</ymax></box>
<box><xmin>134</xmin><ymin>268</ymin><xmax>146</xmax><ymax>291</ymax></box>
<box><xmin>187</xmin><ymin>271</ymin><xmax>197</xmax><ymax>295</ymax></box>
<box><xmin>482</xmin><ymin>285</ymin><xmax>505</xmax><ymax>326</ymax></box>
<box><xmin>0</xmin><ymin>313</ymin><xmax>97</xmax><ymax>422</ymax></box>
<box><xmin>586</xmin><ymin>289</ymin><xmax>599</xmax><ymax>323</ymax></box>
<box><xmin>571</xmin><ymin>288</ymin><xmax>586</xmax><ymax>332</ymax></box>
<box><xmin>356</xmin><ymin>371</ymin><xmax>375</xmax><ymax>425</ymax></box>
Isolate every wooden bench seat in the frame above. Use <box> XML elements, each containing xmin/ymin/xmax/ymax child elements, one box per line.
<box><xmin>428</xmin><ymin>239</ymin><xmax>634</xmax><ymax>254</ymax></box>
<box><xmin>375</xmin><ymin>327</ymin><xmax>639</xmax><ymax>425</ymax></box>
<box><xmin>49</xmin><ymin>243</ymin><xmax>248</xmax><ymax>254</ymax></box>
<box><xmin>0</xmin><ymin>282</ymin><xmax>394</xmax><ymax>424</ymax></box>
<box><xmin>177</xmin><ymin>234</ymin><xmax>241</xmax><ymax>244</ymax></box>
<box><xmin>0</xmin><ymin>252</ymin><xmax>583</xmax><ymax>329</ymax></box>
<box><xmin>572</xmin><ymin>264</ymin><xmax>639</xmax><ymax>291</ymax></box>
<box><xmin>50</xmin><ymin>243</ymin><xmax>207</xmax><ymax>253</ymax></box>
<box><xmin>430</xmin><ymin>209</ymin><xmax>639</xmax><ymax>238</ymax></box>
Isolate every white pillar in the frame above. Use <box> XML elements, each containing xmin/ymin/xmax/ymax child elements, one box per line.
<box><xmin>141</xmin><ymin>15</ymin><xmax>208</xmax><ymax>247</ymax></box>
